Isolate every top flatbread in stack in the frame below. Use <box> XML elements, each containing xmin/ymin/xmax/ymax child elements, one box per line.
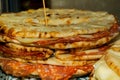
<box><xmin>0</xmin><ymin>8</ymin><xmax>118</xmax><ymax>49</ymax></box>
<box><xmin>0</xmin><ymin>8</ymin><xmax>119</xmax><ymax>79</ymax></box>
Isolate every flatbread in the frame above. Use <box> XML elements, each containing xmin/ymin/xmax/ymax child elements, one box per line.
<box><xmin>0</xmin><ymin>8</ymin><xmax>118</xmax><ymax>49</ymax></box>
<box><xmin>92</xmin><ymin>39</ymin><xmax>120</xmax><ymax>80</ymax></box>
<box><xmin>105</xmin><ymin>42</ymin><xmax>120</xmax><ymax>76</ymax></box>
<box><xmin>54</xmin><ymin>46</ymin><xmax>108</xmax><ymax>61</ymax></box>
<box><xmin>0</xmin><ymin>8</ymin><xmax>119</xmax><ymax>79</ymax></box>
<box><xmin>0</xmin><ymin>32</ymin><xmax>118</xmax><ymax>49</ymax></box>
<box><xmin>0</xmin><ymin>43</ymin><xmax>53</xmax><ymax>60</ymax></box>
<box><xmin>92</xmin><ymin>57</ymin><xmax>120</xmax><ymax>80</ymax></box>
<box><xmin>0</xmin><ymin>8</ymin><xmax>116</xmax><ymax>38</ymax></box>
<box><xmin>48</xmin><ymin>33</ymin><xmax>118</xmax><ymax>49</ymax></box>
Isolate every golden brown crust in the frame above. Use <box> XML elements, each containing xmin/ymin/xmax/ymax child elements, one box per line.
<box><xmin>0</xmin><ymin>9</ymin><xmax>116</xmax><ymax>38</ymax></box>
<box><xmin>0</xmin><ymin>43</ymin><xmax>53</xmax><ymax>60</ymax></box>
<box><xmin>54</xmin><ymin>46</ymin><xmax>108</xmax><ymax>61</ymax></box>
<box><xmin>0</xmin><ymin>8</ymin><xmax>119</xmax><ymax>79</ymax></box>
<box><xmin>92</xmin><ymin>38</ymin><xmax>120</xmax><ymax>80</ymax></box>
<box><xmin>104</xmin><ymin>42</ymin><xmax>120</xmax><ymax>77</ymax></box>
<box><xmin>105</xmin><ymin>53</ymin><xmax>120</xmax><ymax>77</ymax></box>
<box><xmin>0</xmin><ymin>32</ymin><xmax>118</xmax><ymax>49</ymax></box>
<box><xmin>0</xmin><ymin>8</ymin><xmax>118</xmax><ymax>50</ymax></box>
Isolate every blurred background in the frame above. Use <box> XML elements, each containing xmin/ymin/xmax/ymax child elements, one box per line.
<box><xmin>0</xmin><ymin>0</ymin><xmax>120</xmax><ymax>22</ymax></box>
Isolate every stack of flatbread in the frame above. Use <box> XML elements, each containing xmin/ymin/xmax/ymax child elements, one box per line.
<box><xmin>0</xmin><ymin>8</ymin><xmax>119</xmax><ymax>80</ymax></box>
<box><xmin>92</xmin><ymin>38</ymin><xmax>120</xmax><ymax>80</ymax></box>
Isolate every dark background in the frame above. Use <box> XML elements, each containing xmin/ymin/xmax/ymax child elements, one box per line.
<box><xmin>0</xmin><ymin>0</ymin><xmax>120</xmax><ymax>23</ymax></box>
<box><xmin>0</xmin><ymin>0</ymin><xmax>44</xmax><ymax>12</ymax></box>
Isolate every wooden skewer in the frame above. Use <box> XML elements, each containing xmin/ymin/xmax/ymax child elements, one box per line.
<box><xmin>42</xmin><ymin>0</ymin><xmax>47</xmax><ymax>26</ymax></box>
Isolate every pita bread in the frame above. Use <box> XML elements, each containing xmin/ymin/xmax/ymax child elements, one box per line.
<box><xmin>0</xmin><ymin>43</ymin><xmax>53</xmax><ymax>60</ymax></box>
<box><xmin>0</xmin><ymin>9</ymin><xmax>116</xmax><ymax>38</ymax></box>
<box><xmin>0</xmin><ymin>32</ymin><xmax>118</xmax><ymax>49</ymax></box>
<box><xmin>55</xmin><ymin>48</ymin><xmax>106</xmax><ymax>61</ymax></box>
<box><xmin>0</xmin><ymin>8</ymin><xmax>118</xmax><ymax>50</ymax></box>
<box><xmin>105</xmin><ymin>42</ymin><xmax>120</xmax><ymax>76</ymax></box>
<box><xmin>48</xmin><ymin>33</ymin><xmax>118</xmax><ymax>49</ymax></box>
<box><xmin>92</xmin><ymin>57</ymin><xmax>120</xmax><ymax>80</ymax></box>
<box><xmin>0</xmin><ymin>8</ymin><xmax>119</xmax><ymax>79</ymax></box>
<box><xmin>92</xmin><ymin>39</ymin><xmax>120</xmax><ymax>80</ymax></box>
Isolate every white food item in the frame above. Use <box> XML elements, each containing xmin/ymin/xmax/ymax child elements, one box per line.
<box><xmin>93</xmin><ymin>57</ymin><xmax>120</xmax><ymax>80</ymax></box>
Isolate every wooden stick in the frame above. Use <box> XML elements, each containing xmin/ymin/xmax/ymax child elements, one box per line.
<box><xmin>42</xmin><ymin>0</ymin><xmax>47</xmax><ymax>26</ymax></box>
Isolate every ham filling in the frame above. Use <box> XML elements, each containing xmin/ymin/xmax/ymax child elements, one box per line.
<box><xmin>0</xmin><ymin>58</ymin><xmax>93</xmax><ymax>80</ymax></box>
<box><xmin>0</xmin><ymin>44</ymin><xmax>53</xmax><ymax>60</ymax></box>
